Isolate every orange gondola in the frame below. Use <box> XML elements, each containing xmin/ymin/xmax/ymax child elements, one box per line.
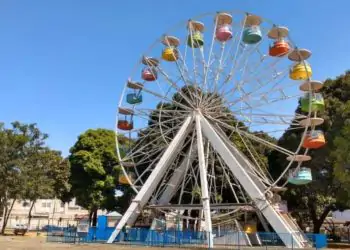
<box><xmin>269</xmin><ymin>40</ymin><xmax>290</xmax><ymax>57</ymax></box>
<box><xmin>303</xmin><ymin>130</ymin><xmax>326</xmax><ymax>149</ymax></box>
<box><xmin>268</xmin><ymin>26</ymin><xmax>290</xmax><ymax>57</ymax></box>
<box><xmin>117</xmin><ymin>120</ymin><xmax>133</xmax><ymax>131</ymax></box>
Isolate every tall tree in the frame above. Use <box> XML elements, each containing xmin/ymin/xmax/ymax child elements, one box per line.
<box><xmin>268</xmin><ymin>71</ymin><xmax>350</xmax><ymax>233</ymax></box>
<box><xmin>0</xmin><ymin>122</ymin><xmax>47</xmax><ymax>233</ymax></box>
<box><xmin>23</xmin><ymin>148</ymin><xmax>70</xmax><ymax>227</ymax></box>
<box><xmin>69</xmin><ymin>129</ymin><xmax>131</xmax><ymax>226</ymax></box>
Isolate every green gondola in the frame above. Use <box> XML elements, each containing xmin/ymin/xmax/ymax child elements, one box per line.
<box><xmin>300</xmin><ymin>93</ymin><xmax>324</xmax><ymax>112</ymax></box>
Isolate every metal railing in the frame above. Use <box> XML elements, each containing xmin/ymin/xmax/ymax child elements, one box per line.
<box><xmin>46</xmin><ymin>227</ymin><xmax>326</xmax><ymax>249</ymax></box>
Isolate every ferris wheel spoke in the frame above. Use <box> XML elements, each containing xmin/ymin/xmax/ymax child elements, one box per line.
<box><xmin>242</xmin><ymin>56</ymin><xmax>286</xmax><ymax>85</ymax></box>
<box><xmin>158</xmin><ymin>38</ymin><xmax>199</xmax><ymax>105</ymax></box>
<box><xmin>117</xmin><ymin>117</ymin><xmax>183</xmax><ymax>141</ymax></box>
<box><xmin>220</xmin><ymin>38</ymin><xmax>261</xmax><ymax>88</ymax></box>
<box><xmin>126</xmin><ymin>126</ymin><xmax>170</xmax><ymax>146</ymax></box>
<box><xmin>216</xmin><ymin>68</ymin><xmax>290</xmax><ymax>110</ymax></box>
<box><xmin>156</xmin><ymin>65</ymin><xmax>197</xmax><ymax>108</ymax></box>
<box><xmin>136</xmin><ymin>108</ymin><xmax>189</xmax><ymax>113</ymax></box>
<box><xmin>137</xmin><ymin>110</ymin><xmax>189</xmax><ymax>138</ymax></box>
<box><xmin>174</xmin><ymin>132</ymin><xmax>197</xmax><ymax>206</ymax></box>
<box><xmin>201</xmin><ymin>18</ymin><xmax>218</xmax><ymax>94</ymax></box>
<box><xmin>133</xmin><ymin>142</ymin><xmax>194</xmax><ymax>187</ymax></box>
<box><xmin>124</xmin><ymin>125</ymin><xmax>184</xmax><ymax>160</ymax></box>
<box><xmin>137</xmin><ymin>85</ymin><xmax>192</xmax><ymax>111</ymax></box>
<box><xmin>207</xmin><ymin>30</ymin><xmax>241</xmax><ymax>96</ymax></box>
<box><xmin>171</xmin><ymin>54</ymin><xmax>199</xmax><ymax>104</ymax></box>
<box><xmin>187</xmin><ymin>28</ymin><xmax>200</xmax><ymax>104</ymax></box>
<box><xmin>130</xmin><ymin>146</ymin><xmax>165</xmax><ymax>163</ymax></box>
<box><xmin>208</xmin><ymin>116</ymin><xmax>294</xmax><ymax>155</ymax></box>
<box><xmin>220</xmin><ymin>16</ymin><xmax>248</xmax><ymax>85</ymax></box>
<box><xmin>153</xmin><ymin>157</ymin><xmax>182</xmax><ymax>201</ymax></box>
<box><xmin>235</xmin><ymin>130</ymin><xmax>273</xmax><ymax>184</ymax></box>
<box><xmin>202</xmin><ymin>46</ymin><xmax>265</xmax><ymax>107</ymax></box>
<box><xmin>133</xmin><ymin>131</ymin><xmax>194</xmax><ymax>166</ymax></box>
<box><xmin>211</xmin><ymin>43</ymin><xmax>226</xmax><ymax>92</ymax></box>
<box><xmin>210</xmin><ymin>128</ymin><xmax>271</xmax><ymax>191</ymax></box>
<box><xmin>132</xmin><ymin>154</ymin><xmax>163</xmax><ymax>186</ymax></box>
<box><xmin>131</xmin><ymin>109</ymin><xmax>187</xmax><ymax>124</ymax></box>
<box><xmin>216</xmin><ymin>155</ymin><xmax>240</xmax><ymax>203</ymax></box>
<box><xmin>223</xmin><ymin>58</ymin><xmax>286</xmax><ymax>104</ymax></box>
<box><xmin>235</xmin><ymin>44</ymin><xmax>287</xmax><ymax>84</ymax></box>
<box><xmin>229</xmin><ymin>93</ymin><xmax>303</xmax><ymax>114</ymax></box>
<box><xmin>247</xmin><ymin>126</ymin><xmax>306</xmax><ymax>136</ymax></box>
<box><xmin>237</xmin><ymin>128</ymin><xmax>294</xmax><ymax>155</ymax></box>
<box><xmin>133</xmin><ymin>146</ymin><xmax>192</xmax><ymax>169</ymax></box>
<box><xmin>217</xmin><ymin>114</ymin><xmax>303</xmax><ymax>126</ymax></box>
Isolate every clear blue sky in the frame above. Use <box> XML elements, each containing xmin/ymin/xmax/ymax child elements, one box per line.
<box><xmin>1</xmin><ymin>0</ymin><xmax>349</xmax><ymax>156</ymax></box>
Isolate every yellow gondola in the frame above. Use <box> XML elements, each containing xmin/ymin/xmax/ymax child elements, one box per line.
<box><xmin>118</xmin><ymin>173</ymin><xmax>134</xmax><ymax>185</ymax></box>
<box><xmin>290</xmin><ymin>62</ymin><xmax>312</xmax><ymax>80</ymax></box>
<box><xmin>162</xmin><ymin>36</ymin><xmax>180</xmax><ymax>62</ymax></box>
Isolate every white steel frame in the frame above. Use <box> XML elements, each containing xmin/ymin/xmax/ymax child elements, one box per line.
<box><xmin>107</xmin><ymin>113</ymin><xmax>311</xmax><ymax>248</ymax></box>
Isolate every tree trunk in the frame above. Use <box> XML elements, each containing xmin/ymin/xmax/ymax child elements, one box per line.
<box><xmin>92</xmin><ymin>208</ymin><xmax>98</xmax><ymax>227</ymax></box>
<box><xmin>313</xmin><ymin>221</ymin><xmax>322</xmax><ymax>234</ymax></box>
<box><xmin>1</xmin><ymin>198</ymin><xmax>16</xmax><ymax>235</ymax></box>
<box><xmin>1</xmin><ymin>205</ymin><xmax>8</xmax><ymax>235</ymax></box>
<box><xmin>27</xmin><ymin>201</ymin><xmax>35</xmax><ymax>229</ymax></box>
<box><xmin>0</xmin><ymin>198</ymin><xmax>6</xmax><ymax>233</ymax></box>
<box><xmin>313</xmin><ymin>208</ymin><xmax>332</xmax><ymax>234</ymax></box>
<box><xmin>88</xmin><ymin>210</ymin><xmax>93</xmax><ymax>226</ymax></box>
<box><xmin>309</xmin><ymin>202</ymin><xmax>332</xmax><ymax>234</ymax></box>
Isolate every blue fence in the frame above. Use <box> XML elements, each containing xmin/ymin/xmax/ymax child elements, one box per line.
<box><xmin>47</xmin><ymin>227</ymin><xmax>327</xmax><ymax>249</ymax></box>
<box><xmin>46</xmin><ymin>215</ymin><xmax>327</xmax><ymax>248</ymax></box>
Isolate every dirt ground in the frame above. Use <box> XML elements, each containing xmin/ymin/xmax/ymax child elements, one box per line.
<box><xmin>0</xmin><ymin>234</ymin><xmax>192</xmax><ymax>250</ymax></box>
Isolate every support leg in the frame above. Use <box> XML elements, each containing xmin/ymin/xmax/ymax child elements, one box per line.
<box><xmin>195</xmin><ymin>114</ymin><xmax>213</xmax><ymax>249</ymax></box>
<box><xmin>157</xmin><ymin>145</ymin><xmax>197</xmax><ymax>205</ymax></box>
<box><xmin>199</xmin><ymin>114</ymin><xmax>310</xmax><ymax>248</ymax></box>
<box><xmin>107</xmin><ymin>115</ymin><xmax>194</xmax><ymax>243</ymax></box>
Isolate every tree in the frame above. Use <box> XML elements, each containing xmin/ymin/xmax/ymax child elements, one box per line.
<box><xmin>0</xmin><ymin>122</ymin><xmax>71</xmax><ymax>233</ymax></box>
<box><xmin>0</xmin><ymin>122</ymin><xmax>47</xmax><ymax>234</ymax></box>
<box><xmin>68</xmin><ymin>129</ymin><xmax>131</xmax><ymax>226</ymax></box>
<box><xmin>268</xmin><ymin>71</ymin><xmax>350</xmax><ymax>233</ymax></box>
<box><xmin>23</xmin><ymin>148</ymin><xmax>69</xmax><ymax>227</ymax></box>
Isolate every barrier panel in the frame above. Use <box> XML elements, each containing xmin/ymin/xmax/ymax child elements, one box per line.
<box><xmin>46</xmin><ymin>216</ymin><xmax>327</xmax><ymax>249</ymax></box>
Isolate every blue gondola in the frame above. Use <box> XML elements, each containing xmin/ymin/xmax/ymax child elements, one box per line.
<box><xmin>288</xmin><ymin>167</ymin><xmax>312</xmax><ymax>185</ymax></box>
<box><xmin>127</xmin><ymin>93</ymin><xmax>143</xmax><ymax>105</ymax></box>
<box><xmin>242</xmin><ymin>26</ymin><xmax>262</xmax><ymax>44</ymax></box>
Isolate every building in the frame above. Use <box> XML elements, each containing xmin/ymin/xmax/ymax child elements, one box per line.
<box><xmin>5</xmin><ymin>198</ymin><xmax>105</xmax><ymax>230</ymax></box>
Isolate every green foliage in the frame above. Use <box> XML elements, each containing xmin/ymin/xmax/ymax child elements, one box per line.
<box><xmin>0</xmin><ymin>122</ymin><xmax>50</xmax><ymax>200</ymax></box>
<box><xmin>269</xmin><ymin>71</ymin><xmax>350</xmax><ymax>232</ymax></box>
<box><xmin>23</xmin><ymin>148</ymin><xmax>70</xmax><ymax>201</ymax></box>
<box><xmin>0</xmin><ymin>122</ymin><xmax>70</xmax><ymax>233</ymax></box>
<box><xmin>68</xmin><ymin>129</ymin><xmax>133</xmax><ymax>217</ymax></box>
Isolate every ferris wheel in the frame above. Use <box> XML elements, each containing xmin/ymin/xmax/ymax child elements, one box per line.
<box><xmin>108</xmin><ymin>11</ymin><xmax>325</xmax><ymax>248</ymax></box>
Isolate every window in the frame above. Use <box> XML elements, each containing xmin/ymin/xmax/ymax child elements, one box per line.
<box><xmin>61</xmin><ymin>202</ymin><xmax>65</xmax><ymax>208</ymax></box>
<box><xmin>42</xmin><ymin>202</ymin><xmax>51</xmax><ymax>208</ymax></box>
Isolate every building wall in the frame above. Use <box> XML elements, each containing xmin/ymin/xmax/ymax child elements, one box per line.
<box><xmin>4</xmin><ymin>198</ymin><xmax>105</xmax><ymax>230</ymax></box>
